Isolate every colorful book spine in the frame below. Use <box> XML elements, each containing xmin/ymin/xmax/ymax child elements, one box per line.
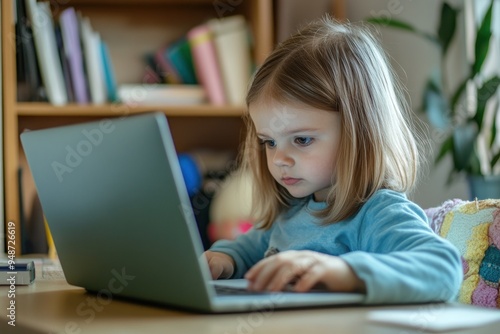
<box><xmin>166</xmin><ymin>38</ymin><xmax>197</xmax><ymax>85</ymax></box>
<box><xmin>187</xmin><ymin>24</ymin><xmax>226</xmax><ymax>105</ymax></box>
<box><xmin>60</xmin><ymin>7</ymin><xmax>89</xmax><ymax>104</ymax></box>
<box><xmin>100</xmin><ymin>41</ymin><xmax>118</xmax><ymax>102</ymax></box>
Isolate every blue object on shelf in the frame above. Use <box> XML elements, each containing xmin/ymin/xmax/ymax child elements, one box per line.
<box><xmin>178</xmin><ymin>154</ymin><xmax>202</xmax><ymax>197</ymax></box>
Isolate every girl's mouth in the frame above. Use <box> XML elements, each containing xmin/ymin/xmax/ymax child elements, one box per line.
<box><xmin>282</xmin><ymin>177</ymin><xmax>301</xmax><ymax>186</ymax></box>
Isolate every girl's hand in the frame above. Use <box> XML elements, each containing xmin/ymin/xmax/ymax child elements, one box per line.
<box><xmin>244</xmin><ymin>250</ymin><xmax>366</xmax><ymax>293</ymax></box>
<box><xmin>204</xmin><ymin>251</ymin><xmax>235</xmax><ymax>279</ymax></box>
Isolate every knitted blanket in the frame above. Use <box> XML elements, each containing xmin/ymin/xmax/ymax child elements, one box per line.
<box><xmin>425</xmin><ymin>199</ymin><xmax>500</xmax><ymax>308</ymax></box>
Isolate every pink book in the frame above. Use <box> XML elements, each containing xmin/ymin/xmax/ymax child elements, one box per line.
<box><xmin>187</xmin><ymin>24</ymin><xmax>226</xmax><ymax>105</ymax></box>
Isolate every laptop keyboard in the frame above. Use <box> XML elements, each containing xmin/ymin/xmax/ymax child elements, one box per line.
<box><xmin>214</xmin><ymin>283</ymin><xmax>332</xmax><ymax>295</ymax></box>
<box><xmin>214</xmin><ymin>285</ymin><xmax>272</xmax><ymax>296</ymax></box>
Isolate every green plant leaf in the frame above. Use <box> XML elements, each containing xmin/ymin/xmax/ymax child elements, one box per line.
<box><xmin>450</xmin><ymin>77</ymin><xmax>469</xmax><ymax>113</ymax></box>
<box><xmin>468</xmin><ymin>149</ymin><xmax>482</xmax><ymax>175</ymax></box>
<box><xmin>438</xmin><ymin>3</ymin><xmax>458</xmax><ymax>55</ymax></box>
<box><xmin>490</xmin><ymin>100</ymin><xmax>498</xmax><ymax>148</ymax></box>
<box><xmin>366</xmin><ymin>17</ymin><xmax>438</xmax><ymax>44</ymax></box>
<box><xmin>474</xmin><ymin>76</ymin><xmax>500</xmax><ymax>132</ymax></box>
<box><xmin>492</xmin><ymin>151</ymin><xmax>500</xmax><ymax>170</ymax></box>
<box><xmin>492</xmin><ymin>120</ymin><xmax>497</xmax><ymax>147</ymax></box>
<box><xmin>452</xmin><ymin>123</ymin><xmax>477</xmax><ymax>172</ymax></box>
<box><xmin>435</xmin><ymin>134</ymin><xmax>454</xmax><ymax>165</ymax></box>
<box><xmin>423</xmin><ymin>79</ymin><xmax>449</xmax><ymax>129</ymax></box>
<box><xmin>473</xmin><ymin>0</ymin><xmax>494</xmax><ymax>75</ymax></box>
<box><xmin>366</xmin><ymin>17</ymin><xmax>416</xmax><ymax>31</ymax></box>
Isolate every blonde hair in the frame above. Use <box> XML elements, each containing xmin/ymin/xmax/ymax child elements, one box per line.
<box><xmin>241</xmin><ymin>16</ymin><xmax>422</xmax><ymax>229</ymax></box>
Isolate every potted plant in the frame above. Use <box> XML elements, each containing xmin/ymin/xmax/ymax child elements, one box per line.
<box><xmin>368</xmin><ymin>0</ymin><xmax>500</xmax><ymax>199</ymax></box>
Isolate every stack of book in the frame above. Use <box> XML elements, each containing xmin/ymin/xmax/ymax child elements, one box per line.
<box><xmin>120</xmin><ymin>15</ymin><xmax>253</xmax><ymax>106</ymax></box>
<box><xmin>202</xmin><ymin>15</ymin><xmax>253</xmax><ymax>106</ymax></box>
<box><xmin>16</xmin><ymin>1</ymin><xmax>117</xmax><ymax>105</ymax></box>
<box><xmin>17</xmin><ymin>1</ymin><xmax>253</xmax><ymax>107</ymax></box>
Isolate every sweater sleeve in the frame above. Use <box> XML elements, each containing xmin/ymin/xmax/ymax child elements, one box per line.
<box><xmin>209</xmin><ymin>226</ymin><xmax>273</xmax><ymax>278</ymax></box>
<box><xmin>340</xmin><ymin>192</ymin><xmax>463</xmax><ymax>304</ymax></box>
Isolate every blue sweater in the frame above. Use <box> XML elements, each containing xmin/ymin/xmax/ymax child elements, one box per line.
<box><xmin>210</xmin><ymin>189</ymin><xmax>463</xmax><ymax>304</ymax></box>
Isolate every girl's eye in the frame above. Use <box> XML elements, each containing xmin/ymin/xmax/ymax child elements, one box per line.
<box><xmin>295</xmin><ymin>137</ymin><xmax>313</xmax><ymax>146</ymax></box>
<box><xmin>260</xmin><ymin>139</ymin><xmax>276</xmax><ymax>148</ymax></box>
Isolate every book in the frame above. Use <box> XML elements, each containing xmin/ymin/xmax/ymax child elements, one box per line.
<box><xmin>0</xmin><ymin>260</ymin><xmax>36</xmax><ymax>285</ymax></box>
<box><xmin>100</xmin><ymin>41</ymin><xmax>118</xmax><ymax>102</ymax></box>
<box><xmin>208</xmin><ymin>15</ymin><xmax>252</xmax><ymax>105</ymax></box>
<box><xmin>59</xmin><ymin>7</ymin><xmax>89</xmax><ymax>104</ymax></box>
<box><xmin>15</xmin><ymin>0</ymin><xmax>45</xmax><ymax>102</ymax></box>
<box><xmin>25</xmin><ymin>0</ymin><xmax>68</xmax><ymax>105</ymax></box>
<box><xmin>80</xmin><ymin>15</ymin><xmax>107</xmax><ymax>104</ymax></box>
<box><xmin>117</xmin><ymin>84</ymin><xmax>206</xmax><ymax>105</ymax></box>
<box><xmin>54</xmin><ymin>24</ymin><xmax>75</xmax><ymax>103</ymax></box>
<box><xmin>143</xmin><ymin>53</ymin><xmax>163</xmax><ymax>84</ymax></box>
<box><xmin>187</xmin><ymin>24</ymin><xmax>226</xmax><ymax>105</ymax></box>
<box><xmin>154</xmin><ymin>46</ymin><xmax>182</xmax><ymax>84</ymax></box>
<box><xmin>165</xmin><ymin>38</ymin><xmax>197</xmax><ymax>84</ymax></box>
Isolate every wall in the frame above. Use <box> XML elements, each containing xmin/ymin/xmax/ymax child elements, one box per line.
<box><xmin>345</xmin><ymin>0</ymin><xmax>469</xmax><ymax>208</ymax></box>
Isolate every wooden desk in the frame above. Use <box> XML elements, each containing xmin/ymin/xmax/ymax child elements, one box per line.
<box><xmin>1</xmin><ymin>279</ymin><xmax>499</xmax><ymax>334</ymax></box>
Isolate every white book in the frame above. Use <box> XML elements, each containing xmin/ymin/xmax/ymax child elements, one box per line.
<box><xmin>117</xmin><ymin>84</ymin><xmax>207</xmax><ymax>105</ymax></box>
<box><xmin>207</xmin><ymin>15</ymin><xmax>252</xmax><ymax>105</ymax></box>
<box><xmin>25</xmin><ymin>0</ymin><xmax>68</xmax><ymax>105</ymax></box>
<box><xmin>80</xmin><ymin>16</ymin><xmax>107</xmax><ymax>104</ymax></box>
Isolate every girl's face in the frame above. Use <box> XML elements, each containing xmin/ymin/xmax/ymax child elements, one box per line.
<box><xmin>249</xmin><ymin>100</ymin><xmax>341</xmax><ymax>202</ymax></box>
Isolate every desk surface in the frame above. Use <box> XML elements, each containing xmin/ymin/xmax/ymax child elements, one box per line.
<box><xmin>1</xmin><ymin>278</ymin><xmax>499</xmax><ymax>334</ymax></box>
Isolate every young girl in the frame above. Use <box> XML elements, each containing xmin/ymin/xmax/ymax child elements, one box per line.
<box><xmin>204</xmin><ymin>16</ymin><xmax>462</xmax><ymax>304</ymax></box>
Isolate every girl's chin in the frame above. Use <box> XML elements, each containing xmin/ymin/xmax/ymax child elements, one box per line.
<box><xmin>278</xmin><ymin>182</ymin><xmax>329</xmax><ymax>200</ymax></box>
<box><xmin>282</xmin><ymin>187</ymin><xmax>313</xmax><ymax>200</ymax></box>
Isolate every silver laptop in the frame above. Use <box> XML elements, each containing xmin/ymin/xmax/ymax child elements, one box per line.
<box><xmin>20</xmin><ymin>112</ymin><xmax>365</xmax><ymax>312</ymax></box>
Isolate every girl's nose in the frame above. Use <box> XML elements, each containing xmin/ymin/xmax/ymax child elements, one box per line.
<box><xmin>272</xmin><ymin>148</ymin><xmax>294</xmax><ymax>167</ymax></box>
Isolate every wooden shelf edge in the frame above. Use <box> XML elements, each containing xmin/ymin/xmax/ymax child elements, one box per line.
<box><xmin>66</xmin><ymin>0</ymin><xmax>217</xmax><ymax>5</ymax></box>
<box><xmin>16</xmin><ymin>103</ymin><xmax>246</xmax><ymax>117</ymax></box>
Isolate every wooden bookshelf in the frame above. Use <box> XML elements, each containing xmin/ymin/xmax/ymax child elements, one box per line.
<box><xmin>2</xmin><ymin>0</ymin><xmax>343</xmax><ymax>255</ymax></box>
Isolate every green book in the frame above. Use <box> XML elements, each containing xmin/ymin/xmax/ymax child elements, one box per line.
<box><xmin>166</xmin><ymin>38</ymin><xmax>197</xmax><ymax>85</ymax></box>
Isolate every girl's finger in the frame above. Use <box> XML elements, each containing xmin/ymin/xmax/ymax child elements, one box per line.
<box><xmin>246</xmin><ymin>258</ymin><xmax>278</xmax><ymax>290</ymax></box>
<box><xmin>293</xmin><ymin>263</ymin><xmax>324</xmax><ymax>292</ymax></box>
<box><xmin>264</xmin><ymin>264</ymin><xmax>303</xmax><ymax>291</ymax></box>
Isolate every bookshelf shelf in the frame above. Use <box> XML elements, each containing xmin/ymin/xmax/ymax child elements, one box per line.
<box><xmin>16</xmin><ymin>103</ymin><xmax>246</xmax><ymax>117</ymax></box>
